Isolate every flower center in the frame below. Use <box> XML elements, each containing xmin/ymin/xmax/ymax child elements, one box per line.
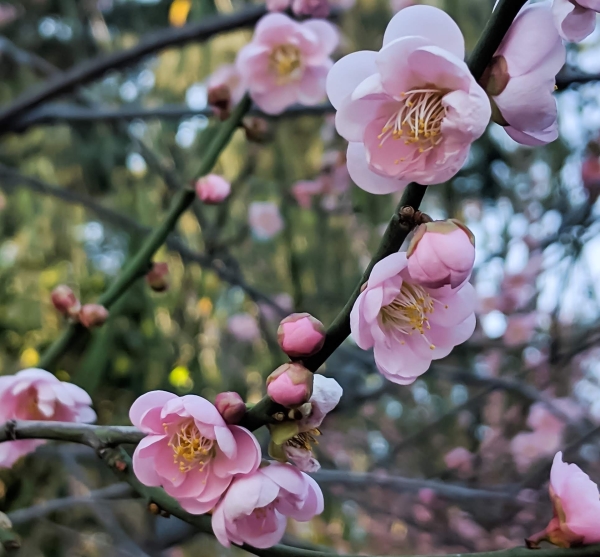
<box><xmin>380</xmin><ymin>282</ymin><xmax>437</xmax><ymax>349</ymax></box>
<box><xmin>167</xmin><ymin>420</ymin><xmax>215</xmax><ymax>473</ymax></box>
<box><xmin>269</xmin><ymin>44</ymin><xmax>302</xmax><ymax>83</ymax></box>
<box><xmin>286</xmin><ymin>428</ymin><xmax>321</xmax><ymax>451</ymax></box>
<box><xmin>253</xmin><ymin>498</ymin><xmax>279</xmax><ymax>520</ymax></box>
<box><xmin>378</xmin><ymin>89</ymin><xmax>446</xmax><ymax>159</ymax></box>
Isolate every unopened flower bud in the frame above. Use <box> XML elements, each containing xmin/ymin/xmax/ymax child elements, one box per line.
<box><xmin>79</xmin><ymin>303</ymin><xmax>109</xmax><ymax>328</ymax></box>
<box><xmin>242</xmin><ymin>116</ymin><xmax>271</xmax><ymax>143</ymax></box>
<box><xmin>208</xmin><ymin>83</ymin><xmax>232</xmax><ymax>121</ymax></box>
<box><xmin>51</xmin><ymin>285</ymin><xmax>81</xmax><ymax>319</ymax></box>
<box><xmin>195</xmin><ymin>174</ymin><xmax>231</xmax><ymax>205</ymax></box>
<box><xmin>278</xmin><ymin>313</ymin><xmax>325</xmax><ymax>358</ymax></box>
<box><xmin>407</xmin><ymin>219</ymin><xmax>476</xmax><ymax>289</ymax></box>
<box><xmin>146</xmin><ymin>262</ymin><xmax>169</xmax><ymax>292</ymax></box>
<box><xmin>267</xmin><ymin>363</ymin><xmax>313</xmax><ymax>408</ymax></box>
<box><xmin>215</xmin><ymin>391</ymin><xmax>246</xmax><ymax>424</ymax></box>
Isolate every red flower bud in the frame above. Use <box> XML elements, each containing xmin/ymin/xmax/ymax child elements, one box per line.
<box><xmin>51</xmin><ymin>285</ymin><xmax>81</xmax><ymax>319</ymax></box>
<box><xmin>215</xmin><ymin>392</ymin><xmax>246</xmax><ymax>424</ymax></box>
<box><xmin>79</xmin><ymin>304</ymin><xmax>109</xmax><ymax>329</ymax></box>
<box><xmin>146</xmin><ymin>262</ymin><xmax>169</xmax><ymax>292</ymax></box>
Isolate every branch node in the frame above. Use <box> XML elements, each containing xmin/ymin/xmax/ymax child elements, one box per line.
<box><xmin>6</xmin><ymin>420</ymin><xmax>17</xmax><ymax>441</ymax></box>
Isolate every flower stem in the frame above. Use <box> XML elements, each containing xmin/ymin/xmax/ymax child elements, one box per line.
<box><xmin>37</xmin><ymin>95</ymin><xmax>252</xmax><ymax>371</ymax></box>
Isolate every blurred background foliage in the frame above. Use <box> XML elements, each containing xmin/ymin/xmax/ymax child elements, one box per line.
<box><xmin>1</xmin><ymin>0</ymin><xmax>600</xmax><ymax>555</ymax></box>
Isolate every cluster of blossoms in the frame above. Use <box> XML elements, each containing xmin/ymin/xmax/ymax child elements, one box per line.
<box><xmin>0</xmin><ymin>368</ymin><xmax>96</xmax><ymax>468</ymax></box>
<box><xmin>351</xmin><ymin>219</ymin><xmax>476</xmax><ymax>383</ymax></box>
<box><xmin>51</xmin><ymin>285</ymin><xmax>109</xmax><ymax>328</ymax></box>
<box><xmin>130</xmin><ymin>368</ymin><xmax>341</xmax><ymax>547</ymax></box>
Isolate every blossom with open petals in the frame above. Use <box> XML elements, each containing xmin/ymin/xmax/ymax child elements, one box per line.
<box><xmin>130</xmin><ymin>391</ymin><xmax>261</xmax><ymax>514</ymax></box>
<box><xmin>0</xmin><ymin>368</ymin><xmax>96</xmax><ymax>468</ymax></box>
<box><xmin>269</xmin><ymin>374</ymin><xmax>342</xmax><ymax>472</ymax></box>
<box><xmin>236</xmin><ymin>13</ymin><xmax>338</xmax><ymax>114</ymax></box>
<box><xmin>553</xmin><ymin>0</ymin><xmax>600</xmax><ymax>42</ymax></box>
<box><xmin>527</xmin><ymin>452</ymin><xmax>600</xmax><ymax>547</ymax></box>
<box><xmin>212</xmin><ymin>462</ymin><xmax>324</xmax><ymax>548</ymax></box>
<box><xmin>482</xmin><ymin>2</ymin><xmax>565</xmax><ymax>146</ymax></box>
<box><xmin>248</xmin><ymin>202</ymin><xmax>284</xmax><ymax>240</ymax></box>
<box><xmin>326</xmin><ymin>5</ymin><xmax>490</xmax><ymax>194</ymax></box>
<box><xmin>350</xmin><ymin>252</ymin><xmax>475</xmax><ymax>384</ymax></box>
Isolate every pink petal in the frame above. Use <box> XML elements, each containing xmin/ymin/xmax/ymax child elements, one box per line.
<box><xmin>222</xmin><ymin>474</ymin><xmax>265</xmax><ymax>518</ymax></box>
<box><xmin>302</xmin><ymin>19</ymin><xmax>338</xmax><ymax>60</ymax></box>
<box><xmin>255</xmin><ymin>13</ymin><xmax>301</xmax><ymax>45</ymax></box>
<box><xmin>132</xmin><ymin>437</ymin><xmax>164</xmax><ymax>487</ymax></box>
<box><xmin>236</xmin><ymin>512</ymin><xmax>287</xmax><ymax>548</ymax></box>
<box><xmin>554</xmin><ymin>0</ymin><xmax>596</xmax><ymax>42</ymax></box>
<box><xmin>298</xmin><ymin>65</ymin><xmax>330</xmax><ymax>106</ymax></box>
<box><xmin>129</xmin><ymin>391</ymin><xmax>177</xmax><ymax>430</ymax></box>
<box><xmin>16</xmin><ymin>368</ymin><xmax>57</xmax><ymax>382</ymax></box>
<box><xmin>215</xmin><ymin>426</ymin><xmax>261</xmax><ymax>477</ymax></box>
<box><xmin>346</xmin><ymin>142</ymin><xmax>408</xmax><ymax>194</ymax></box>
<box><xmin>505</xmin><ymin>123</ymin><xmax>558</xmax><ymax>146</ymax></box>
<box><xmin>367</xmin><ymin>252</ymin><xmax>409</xmax><ymax>289</ymax></box>
<box><xmin>377</xmin><ymin>36</ymin><xmax>429</xmax><ymax>95</ymax></box>
<box><xmin>61</xmin><ymin>382</ymin><xmax>93</xmax><ymax>406</ymax></box>
<box><xmin>383</xmin><ymin>5</ymin><xmax>465</xmax><ymax>60</ymax></box>
<box><xmin>179</xmin><ymin>495</ymin><xmax>221</xmax><ymax>515</ymax></box>
<box><xmin>335</xmin><ymin>82</ymin><xmax>390</xmax><ymax>142</ymax></box>
<box><xmin>215</xmin><ymin>425</ymin><xmax>237</xmax><ymax>459</ymax></box>
<box><xmin>211</xmin><ymin>505</ymin><xmax>232</xmax><ymax>547</ymax></box>
<box><xmin>326</xmin><ymin>50</ymin><xmax>377</xmax><ymax>109</ymax></box>
<box><xmin>350</xmin><ymin>294</ymin><xmax>376</xmax><ymax>349</ymax></box>
<box><xmin>254</xmin><ymin>83</ymin><xmax>300</xmax><ymax>115</ymax></box>
<box><xmin>181</xmin><ymin>395</ymin><xmax>224</xmax><ymax>426</ymax></box>
<box><xmin>499</xmin><ymin>2</ymin><xmax>566</xmax><ymax>76</ymax></box>
<box><xmin>428</xmin><ymin>282</ymin><xmax>476</xmax><ymax>327</ymax></box>
<box><xmin>261</xmin><ymin>462</ymin><xmax>307</xmax><ymax>496</ymax></box>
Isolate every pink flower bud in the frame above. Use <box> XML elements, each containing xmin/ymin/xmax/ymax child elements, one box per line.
<box><xmin>51</xmin><ymin>285</ymin><xmax>81</xmax><ymax>319</ymax></box>
<box><xmin>195</xmin><ymin>174</ymin><xmax>231</xmax><ymax>205</ymax></box>
<box><xmin>79</xmin><ymin>304</ymin><xmax>109</xmax><ymax>328</ymax></box>
<box><xmin>277</xmin><ymin>313</ymin><xmax>325</xmax><ymax>358</ymax></box>
<box><xmin>146</xmin><ymin>262</ymin><xmax>169</xmax><ymax>292</ymax></box>
<box><xmin>291</xmin><ymin>0</ymin><xmax>330</xmax><ymax>18</ymax></box>
<box><xmin>267</xmin><ymin>363</ymin><xmax>313</xmax><ymax>408</ymax></box>
<box><xmin>215</xmin><ymin>392</ymin><xmax>246</xmax><ymax>424</ymax></box>
<box><xmin>407</xmin><ymin>219</ymin><xmax>476</xmax><ymax>289</ymax></box>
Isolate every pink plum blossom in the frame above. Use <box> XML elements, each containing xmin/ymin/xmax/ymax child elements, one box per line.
<box><xmin>195</xmin><ymin>174</ymin><xmax>231</xmax><ymax>204</ymax></box>
<box><xmin>291</xmin><ymin>180</ymin><xmax>324</xmax><ymax>208</ymax></box>
<box><xmin>326</xmin><ymin>5</ymin><xmax>490</xmax><ymax>194</ymax></box>
<box><xmin>350</xmin><ymin>252</ymin><xmax>476</xmax><ymax>384</ymax></box>
<box><xmin>526</xmin><ymin>452</ymin><xmax>600</xmax><ymax>547</ymax></box>
<box><xmin>212</xmin><ymin>462</ymin><xmax>324</xmax><ymax>548</ymax></box>
<box><xmin>510</xmin><ymin>429</ymin><xmax>561</xmax><ymax>474</ymax></box>
<box><xmin>236</xmin><ymin>13</ymin><xmax>338</xmax><ymax>115</ymax></box>
<box><xmin>444</xmin><ymin>447</ymin><xmax>474</xmax><ymax>477</ymax></box>
<box><xmin>503</xmin><ymin>312</ymin><xmax>538</xmax><ymax>347</ymax></box>
<box><xmin>248</xmin><ymin>202</ymin><xmax>284</xmax><ymax>240</ymax></box>
<box><xmin>0</xmin><ymin>368</ymin><xmax>96</xmax><ymax>468</ymax></box>
<box><xmin>228</xmin><ymin>313</ymin><xmax>260</xmax><ymax>342</ymax></box>
<box><xmin>553</xmin><ymin>0</ymin><xmax>600</xmax><ymax>42</ymax></box>
<box><xmin>483</xmin><ymin>2</ymin><xmax>565</xmax><ymax>146</ymax></box>
<box><xmin>130</xmin><ymin>391</ymin><xmax>261</xmax><ymax>514</ymax></box>
<box><xmin>269</xmin><ymin>374</ymin><xmax>342</xmax><ymax>472</ymax></box>
<box><xmin>407</xmin><ymin>219</ymin><xmax>475</xmax><ymax>289</ymax></box>
<box><xmin>267</xmin><ymin>363</ymin><xmax>314</xmax><ymax>407</ymax></box>
<box><xmin>266</xmin><ymin>0</ymin><xmax>330</xmax><ymax>17</ymax></box>
<box><xmin>278</xmin><ymin>313</ymin><xmax>326</xmax><ymax>357</ymax></box>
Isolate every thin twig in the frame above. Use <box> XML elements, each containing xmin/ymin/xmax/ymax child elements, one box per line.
<box><xmin>0</xmin><ymin>6</ymin><xmax>266</xmax><ymax>132</ymax></box>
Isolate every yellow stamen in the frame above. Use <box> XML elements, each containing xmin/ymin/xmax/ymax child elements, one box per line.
<box><xmin>269</xmin><ymin>44</ymin><xmax>303</xmax><ymax>84</ymax></box>
<box><xmin>167</xmin><ymin>420</ymin><xmax>216</xmax><ymax>473</ymax></box>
